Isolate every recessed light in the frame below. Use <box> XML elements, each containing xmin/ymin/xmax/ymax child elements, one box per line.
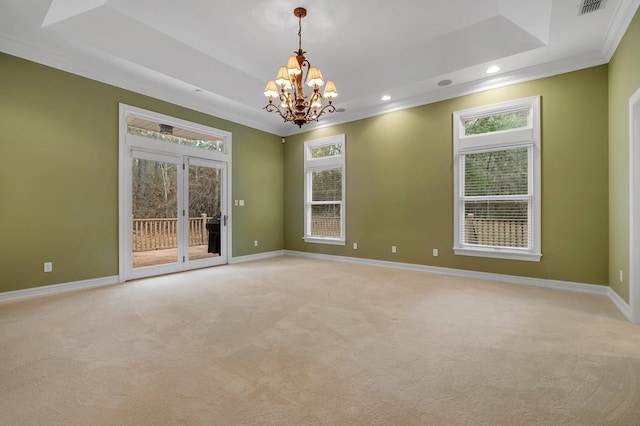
<box><xmin>486</xmin><ymin>65</ymin><xmax>501</xmax><ymax>74</ymax></box>
<box><xmin>381</xmin><ymin>95</ymin><xmax>391</xmax><ymax>101</ymax></box>
<box><xmin>438</xmin><ymin>79</ymin><xmax>452</xmax><ymax>86</ymax></box>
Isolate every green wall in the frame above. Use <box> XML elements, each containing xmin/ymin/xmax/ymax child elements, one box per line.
<box><xmin>608</xmin><ymin>8</ymin><xmax>640</xmax><ymax>302</ymax></box>
<box><xmin>284</xmin><ymin>66</ymin><xmax>610</xmax><ymax>285</ymax></box>
<box><xmin>5</xmin><ymin>17</ymin><xmax>639</xmax><ymax>295</ymax></box>
<box><xmin>0</xmin><ymin>52</ymin><xmax>283</xmax><ymax>293</ymax></box>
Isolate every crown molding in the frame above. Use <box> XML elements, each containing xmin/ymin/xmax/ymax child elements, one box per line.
<box><xmin>602</xmin><ymin>0</ymin><xmax>640</xmax><ymax>60</ymax></box>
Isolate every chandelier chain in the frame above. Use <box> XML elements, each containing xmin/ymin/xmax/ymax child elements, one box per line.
<box><xmin>298</xmin><ymin>14</ymin><xmax>302</xmax><ymax>52</ymax></box>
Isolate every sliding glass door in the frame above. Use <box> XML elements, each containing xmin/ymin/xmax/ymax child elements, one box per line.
<box><xmin>186</xmin><ymin>157</ymin><xmax>226</xmax><ymax>267</ymax></box>
<box><xmin>127</xmin><ymin>153</ymin><xmax>227</xmax><ymax>279</ymax></box>
<box><xmin>120</xmin><ymin>105</ymin><xmax>231</xmax><ymax>281</ymax></box>
<box><xmin>131</xmin><ymin>151</ymin><xmax>181</xmax><ymax>272</ymax></box>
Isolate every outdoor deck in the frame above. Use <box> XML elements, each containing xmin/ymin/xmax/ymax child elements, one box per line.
<box><xmin>133</xmin><ymin>244</ymin><xmax>217</xmax><ymax>268</ymax></box>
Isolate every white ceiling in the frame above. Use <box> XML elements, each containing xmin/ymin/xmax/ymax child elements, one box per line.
<box><xmin>1</xmin><ymin>0</ymin><xmax>638</xmax><ymax>136</ymax></box>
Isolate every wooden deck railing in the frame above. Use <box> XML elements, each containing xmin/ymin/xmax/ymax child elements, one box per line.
<box><xmin>464</xmin><ymin>215</ymin><xmax>528</xmax><ymax>248</ymax></box>
<box><xmin>133</xmin><ymin>215</ymin><xmax>526</xmax><ymax>251</ymax></box>
<box><xmin>311</xmin><ymin>216</ymin><xmax>341</xmax><ymax>237</ymax></box>
<box><xmin>133</xmin><ymin>214</ymin><xmax>210</xmax><ymax>251</ymax></box>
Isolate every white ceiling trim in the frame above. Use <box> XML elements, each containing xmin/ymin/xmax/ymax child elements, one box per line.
<box><xmin>602</xmin><ymin>0</ymin><xmax>640</xmax><ymax>60</ymax></box>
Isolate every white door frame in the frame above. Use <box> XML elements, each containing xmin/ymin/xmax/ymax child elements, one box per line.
<box><xmin>629</xmin><ymin>88</ymin><xmax>640</xmax><ymax>324</ymax></box>
<box><xmin>118</xmin><ymin>104</ymin><xmax>232</xmax><ymax>282</ymax></box>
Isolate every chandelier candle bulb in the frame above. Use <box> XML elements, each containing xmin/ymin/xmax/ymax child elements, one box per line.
<box><xmin>263</xmin><ymin>7</ymin><xmax>338</xmax><ymax>128</ymax></box>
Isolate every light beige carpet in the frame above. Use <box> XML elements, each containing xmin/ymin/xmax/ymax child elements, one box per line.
<box><xmin>1</xmin><ymin>256</ymin><xmax>639</xmax><ymax>425</ymax></box>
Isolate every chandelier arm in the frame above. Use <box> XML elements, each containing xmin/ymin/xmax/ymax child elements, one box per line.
<box><xmin>314</xmin><ymin>103</ymin><xmax>337</xmax><ymax>121</ymax></box>
<box><xmin>300</xmin><ymin>59</ymin><xmax>312</xmax><ymax>99</ymax></box>
<box><xmin>280</xmin><ymin>87</ymin><xmax>292</xmax><ymax>109</ymax></box>
<box><xmin>264</xmin><ymin>103</ymin><xmax>289</xmax><ymax>122</ymax></box>
<box><xmin>319</xmin><ymin>104</ymin><xmax>337</xmax><ymax>114</ymax></box>
<box><xmin>301</xmin><ymin>100</ymin><xmax>336</xmax><ymax>123</ymax></box>
<box><xmin>303</xmin><ymin>92</ymin><xmax>320</xmax><ymax>120</ymax></box>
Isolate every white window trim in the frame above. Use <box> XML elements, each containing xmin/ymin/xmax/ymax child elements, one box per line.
<box><xmin>303</xmin><ymin>134</ymin><xmax>346</xmax><ymax>245</ymax></box>
<box><xmin>453</xmin><ymin>96</ymin><xmax>541</xmax><ymax>262</ymax></box>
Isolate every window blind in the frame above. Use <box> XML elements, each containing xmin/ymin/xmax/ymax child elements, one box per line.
<box><xmin>462</xmin><ymin>147</ymin><xmax>531</xmax><ymax>249</ymax></box>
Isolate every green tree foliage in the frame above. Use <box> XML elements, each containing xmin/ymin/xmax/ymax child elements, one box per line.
<box><xmin>464</xmin><ymin>148</ymin><xmax>528</xmax><ymax>197</ymax></box>
<box><xmin>464</xmin><ymin>109</ymin><xmax>528</xmax><ymax>135</ymax></box>
<box><xmin>132</xmin><ymin>159</ymin><xmax>178</xmax><ymax>219</ymax></box>
<box><xmin>312</xmin><ymin>168</ymin><xmax>342</xmax><ymax>201</ymax></box>
<box><xmin>311</xmin><ymin>143</ymin><xmax>342</xmax><ymax>158</ymax></box>
<box><xmin>311</xmin><ymin>168</ymin><xmax>342</xmax><ymax>218</ymax></box>
<box><xmin>188</xmin><ymin>165</ymin><xmax>221</xmax><ymax>218</ymax></box>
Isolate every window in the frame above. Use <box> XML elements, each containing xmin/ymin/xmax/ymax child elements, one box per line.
<box><xmin>453</xmin><ymin>96</ymin><xmax>541</xmax><ymax>261</ymax></box>
<box><xmin>304</xmin><ymin>135</ymin><xmax>346</xmax><ymax>245</ymax></box>
<box><xmin>127</xmin><ymin>116</ymin><xmax>226</xmax><ymax>152</ymax></box>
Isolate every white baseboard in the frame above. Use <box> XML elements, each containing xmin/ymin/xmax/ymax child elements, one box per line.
<box><xmin>608</xmin><ymin>287</ymin><xmax>632</xmax><ymax>321</ymax></box>
<box><xmin>2</xmin><ymin>251</ymin><xmax>632</xmax><ymax>323</ymax></box>
<box><xmin>0</xmin><ymin>250</ymin><xmax>287</xmax><ymax>303</ymax></box>
<box><xmin>230</xmin><ymin>250</ymin><xmax>285</xmax><ymax>264</ymax></box>
<box><xmin>0</xmin><ymin>276</ymin><xmax>120</xmax><ymax>303</ymax></box>
<box><xmin>283</xmin><ymin>250</ymin><xmax>632</xmax><ymax>312</ymax></box>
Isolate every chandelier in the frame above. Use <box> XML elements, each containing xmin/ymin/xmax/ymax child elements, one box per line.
<box><xmin>263</xmin><ymin>7</ymin><xmax>338</xmax><ymax>128</ymax></box>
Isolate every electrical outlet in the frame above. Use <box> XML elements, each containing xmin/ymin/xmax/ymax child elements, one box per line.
<box><xmin>254</xmin><ymin>240</ymin><xmax>258</xmax><ymax>247</ymax></box>
<box><xmin>234</xmin><ymin>200</ymin><xmax>238</xmax><ymax>206</ymax></box>
<box><xmin>620</xmin><ymin>270</ymin><xmax>624</xmax><ymax>282</ymax></box>
<box><xmin>433</xmin><ymin>248</ymin><xmax>439</xmax><ymax>257</ymax></box>
<box><xmin>391</xmin><ymin>246</ymin><xmax>397</xmax><ymax>254</ymax></box>
<box><xmin>44</xmin><ymin>262</ymin><xmax>52</xmax><ymax>273</ymax></box>
<box><xmin>353</xmin><ymin>242</ymin><xmax>358</xmax><ymax>249</ymax></box>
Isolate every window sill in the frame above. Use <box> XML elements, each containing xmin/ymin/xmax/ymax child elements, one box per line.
<box><xmin>454</xmin><ymin>247</ymin><xmax>542</xmax><ymax>262</ymax></box>
<box><xmin>304</xmin><ymin>237</ymin><xmax>346</xmax><ymax>246</ymax></box>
